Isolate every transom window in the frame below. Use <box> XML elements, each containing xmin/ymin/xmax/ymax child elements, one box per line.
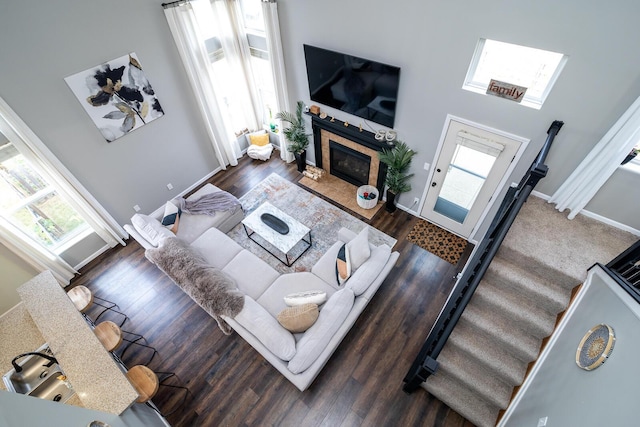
<box><xmin>463</xmin><ymin>38</ymin><xmax>568</xmax><ymax>109</ymax></box>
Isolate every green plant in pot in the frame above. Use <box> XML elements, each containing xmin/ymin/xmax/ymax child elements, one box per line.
<box><xmin>276</xmin><ymin>101</ymin><xmax>310</xmax><ymax>172</ymax></box>
<box><xmin>378</xmin><ymin>140</ymin><xmax>416</xmax><ymax>212</ymax></box>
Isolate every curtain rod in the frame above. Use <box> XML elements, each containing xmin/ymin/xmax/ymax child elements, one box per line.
<box><xmin>162</xmin><ymin>0</ymin><xmax>189</xmax><ymax>9</ymax></box>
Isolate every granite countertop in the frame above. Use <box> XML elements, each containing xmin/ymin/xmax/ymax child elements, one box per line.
<box><xmin>1</xmin><ymin>271</ymin><xmax>139</xmax><ymax>415</ymax></box>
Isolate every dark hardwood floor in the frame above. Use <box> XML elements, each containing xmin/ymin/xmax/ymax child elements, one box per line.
<box><xmin>71</xmin><ymin>155</ymin><xmax>474</xmax><ymax>427</ymax></box>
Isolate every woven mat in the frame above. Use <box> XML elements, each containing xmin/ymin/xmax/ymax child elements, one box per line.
<box><xmin>407</xmin><ymin>219</ymin><xmax>468</xmax><ymax>265</ymax></box>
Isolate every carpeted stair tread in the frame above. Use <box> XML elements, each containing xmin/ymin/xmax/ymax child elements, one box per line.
<box><xmin>423</xmin><ymin>371</ymin><xmax>499</xmax><ymax>427</ymax></box>
<box><xmin>448</xmin><ymin>318</ymin><xmax>530</xmax><ymax>385</ymax></box>
<box><xmin>435</xmin><ymin>341</ymin><xmax>514</xmax><ymax>409</ymax></box>
<box><xmin>471</xmin><ymin>281</ymin><xmax>556</xmax><ymax>339</ymax></box>
<box><xmin>500</xmin><ymin>196</ymin><xmax>637</xmax><ymax>286</ymax></box>
<box><xmin>484</xmin><ymin>257</ymin><xmax>569</xmax><ymax>314</ymax></box>
<box><xmin>420</xmin><ymin>196</ymin><xmax>639</xmax><ymax>427</ymax></box>
<box><xmin>454</xmin><ymin>303</ymin><xmax>540</xmax><ymax>362</ymax></box>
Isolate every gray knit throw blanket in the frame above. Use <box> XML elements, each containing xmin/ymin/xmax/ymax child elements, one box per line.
<box><xmin>175</xmin><ymin>190</ymin><xmax>241</xmax><ymax>216</ymax></box>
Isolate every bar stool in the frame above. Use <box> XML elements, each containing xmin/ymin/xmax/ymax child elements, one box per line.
<box><xmin>126</xmin><ymin>365</ymin><xmax>190</xmax><ymax>417</ymax></box>
<box><xmin>94</xmin><ymin>320</ymin><xmax>158</xmax><ymax>366</ymax></box>
<box><xmin>67</xmin><ymin>285</ymin><xmax>128</xmax><ymax>327</ymax></box>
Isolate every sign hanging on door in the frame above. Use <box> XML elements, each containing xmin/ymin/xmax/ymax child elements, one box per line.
<box><xmin>486</xmin><ymin>79</ymin><xmax>527</xmax><ymax>103</ymax></box>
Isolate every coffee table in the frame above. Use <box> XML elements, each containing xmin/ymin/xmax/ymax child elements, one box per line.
<box><xmin>241</xmin><ymin>202</ymin><xmax>312</xmax><ymax>266</ymax></box>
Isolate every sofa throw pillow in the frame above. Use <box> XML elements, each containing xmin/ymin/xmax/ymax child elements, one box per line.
<box><xmin>277</xmin><ymin>303</ymin><xmax>319</xmax><ymax>333</ymax></box>
<box><xmin>161</xmin><ymin>201</ymin><xmax>182</xmax><ymax>233</ymax></box>
<box><xmin>249</xmin><ymin>132</ymin><xmax>270</xmax><ymax>147</ymax></box>
<box><xmin>346</xmin><ymin>226</ymin><xmax>371</xmax><ymax>271</ymax></box>
<box><xmin>131</xmin><ymin>213</ymin><xmax>174</xmax><ymax>247</ymax></box>
<box><xmin>284</xmin><ymin>290</ymin><xmax>328</xmax><ymax>306</ymax></box>
<box><xmin>145</xmin><ymin>237</ymin><xmax>244</xmax><ymax>335</ymax></box>
<box><xmin>335</xmin><ymin>243</ymin><xmax>351</xmax><ymax>285</ymax></box>
<box><xmin>245</xmin><ymin>129</ymin><xmax>267</xmax><ymax>145</ymax></box>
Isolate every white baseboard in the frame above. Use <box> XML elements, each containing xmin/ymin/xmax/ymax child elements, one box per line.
<box><xmin>530</xmin><ymin>190</ymin><xmax>640</xmax><ymax>236</ymax></box>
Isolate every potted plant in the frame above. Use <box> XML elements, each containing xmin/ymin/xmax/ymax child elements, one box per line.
<box><xmin>378</xmin><ymin>140</ymin><xmax>416</xmax><ymax>212</ymax></box>
<box><xmin>276</xmin><ymin>101</ymin><xmax>310</xmax><ymax>172</ymax></box>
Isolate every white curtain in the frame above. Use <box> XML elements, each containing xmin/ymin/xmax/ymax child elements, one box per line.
<box><xmin>163</xmin><ymin>2</ymin><xmax>241</xmax><ymax>169</ymax></box>
<box><xmin>216</xmin><ymin>0</ymin><xmax>262</xmax><ymax>132</ymax></box>
<box><xmin>549</xmin><ymin>95</ymin><xmax>640</xmax><ymax>219</ymax></box>
<box><xmin>262</xmin><ymin>0</ymin><xmax>294</xmax><ymax>162</ymax></box>
<box><xmin>0</xmin><ymin>96</ymin><xmax>127</xmax><ymax>284</ymax></box>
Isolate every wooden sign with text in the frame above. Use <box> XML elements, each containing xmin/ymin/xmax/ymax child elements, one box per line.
<box><xmin>486</xmin><ymin>79</ymin><xmax>527</xmax><ymax>103</ymax></box>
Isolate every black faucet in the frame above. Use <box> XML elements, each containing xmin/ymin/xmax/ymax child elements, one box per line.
<box><xmin>11</xmin><ymin>352</ymin><xmax>58</xmax><ymax>373</ymax></box>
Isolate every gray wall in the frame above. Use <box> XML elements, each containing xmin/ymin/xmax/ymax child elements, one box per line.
<box><xmin>279</xmin><ymin>0</ymin><xmax>640</xmax><ymax>236</ymax></box>
<box><xmin>500</xmin><ymin>266</ymin><xmax>640</xmax><ymax>426</ymax></box>
<box><xmin>1</xmin><ymin>0</ymin><xmax>640</xmax><ymax>314</ymax></box>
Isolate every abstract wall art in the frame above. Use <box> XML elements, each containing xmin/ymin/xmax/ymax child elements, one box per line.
<box><xmin>65</xmin><ymin>52</ymin><xmax>164</xmax><ymax>142</ymax></box>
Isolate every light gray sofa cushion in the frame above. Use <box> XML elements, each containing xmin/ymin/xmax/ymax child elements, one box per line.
<box><xmin>191</xmin><ymin>227</ymin><xmax>243</xmax><ymax>269</ymax></box>
<box><xmin>288</xmin><ymin>288</ymin><xmax>355</xmax><ymax>374</ymax></box>
<box><xmin>346</xmin><ymin>244</ymin><xmax>392</xmax><ymax>296</ymax></box>
<box><xmin>223</xmin><ymin>250</ymin><xmax>279</xmax><ymax>300</ymax></box>
<box><xmin>174</xmin><ymin>184</ymin><xmax>243</xmax><ymax>243</ymax></box>
<box><xmin>234</xmin><ymin>296</ymin><xmax>296</xmax><ymax>361</ymax></box>
<box><xmin>257</xmin><ymin>272</ymin><xmax>336</xmax><ymax>319</ymax></box>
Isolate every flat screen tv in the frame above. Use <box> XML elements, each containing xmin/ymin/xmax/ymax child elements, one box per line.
<box><xmin>303</xmin><ymin>44</ymin><xmax>400</xmax><ymax>129</ymax></box>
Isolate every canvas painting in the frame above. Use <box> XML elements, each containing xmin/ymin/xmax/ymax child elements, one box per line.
<box><xmin>65</xmin><ymin>52</ymin><xmax>164</xmax><ymax>142</ymax></box>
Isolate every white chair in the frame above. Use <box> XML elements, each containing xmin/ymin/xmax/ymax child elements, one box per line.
<box><xmin>246</xmin><ymin>130</ymin><xmax>273</xmax><ymax>161</ymax></box>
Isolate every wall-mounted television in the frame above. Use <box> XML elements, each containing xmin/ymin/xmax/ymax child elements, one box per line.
<box><xmin>303</xmin><ymin>44</ymin><xmax>400</xmax><ymax>129</ymax></box>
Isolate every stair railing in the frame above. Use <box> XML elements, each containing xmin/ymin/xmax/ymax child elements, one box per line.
<box><xmin>604</xmin><ymin>240</ymin><xmax>640</xmax><ymax>303</ymax></box>
<box><xmin>403</xmin><ymin>120</ymin><xmax>564</xmax><ymax>393</ymax></box>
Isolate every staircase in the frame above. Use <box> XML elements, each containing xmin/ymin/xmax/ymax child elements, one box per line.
<box><xmin>420</xmin><ymin>196</ymin><xmax>638</xmax><ymax>427</ymax></box>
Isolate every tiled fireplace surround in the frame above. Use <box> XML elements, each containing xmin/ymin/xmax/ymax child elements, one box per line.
<box><xmin>310</xmin><ymin>114</ymin><xmax>388</xmax><ymax>195</ymax></box>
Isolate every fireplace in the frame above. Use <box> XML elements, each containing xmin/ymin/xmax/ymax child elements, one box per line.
<box><xmin>329</xmin><ymin>142</ymin><xmax>371</xmax><ymax>187</ymax></box>
<box><xmin>309</xmin><ymin>114</ymin><xmax>387</xmax><ymax>193</ymax></box>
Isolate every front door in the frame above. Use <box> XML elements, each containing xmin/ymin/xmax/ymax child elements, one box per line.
<box><xmin>421</xmin><ymin>117</ymin><xmax>525</xmax><ymax>239</ymax></box>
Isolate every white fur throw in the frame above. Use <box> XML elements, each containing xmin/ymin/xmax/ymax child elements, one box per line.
<box><xmin>145</xmin><ymin>237</ymin><xmax>244</xmax><ymax>334</ymax></box>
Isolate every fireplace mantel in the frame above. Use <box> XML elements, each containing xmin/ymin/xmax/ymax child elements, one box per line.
<box><xmin>308</xmin><ymin>113</ymin><xmax>388</xmax><ymax>193</ymax></box>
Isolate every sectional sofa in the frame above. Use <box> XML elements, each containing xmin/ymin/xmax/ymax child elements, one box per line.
<box><xmin>127</xmin><ymin>184</ymin><xmax>399</xmax><ymax>391</ymax></box>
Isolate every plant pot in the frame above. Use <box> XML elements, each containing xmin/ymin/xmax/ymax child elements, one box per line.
<box><xmin>385</xmin><ymin>190</ymin><xmax>397</xmax><ymax>213</ymax></box>
<box><xmin>294</xmin><ymin>151</ymin><xmax>307</xmax><ymax>172</ymax></box>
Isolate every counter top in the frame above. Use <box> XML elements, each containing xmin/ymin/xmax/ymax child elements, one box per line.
<box><xmin>8</xmin><ymin>271</ymin><xmax>139</xmax><ymax>414</ymax></box>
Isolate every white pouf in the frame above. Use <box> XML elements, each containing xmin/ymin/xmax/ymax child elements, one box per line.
<box><xmin>357</xmin><ymin>185</ymin><xmax>379</xmax><ymax>209</ymax></box>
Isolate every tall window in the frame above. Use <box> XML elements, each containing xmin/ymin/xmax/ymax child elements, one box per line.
<box><xmin>0</xmin><ymin>133</ymin><xmax>89</xmax><ymax>253</ymax></box>
<box><xmin>192</xmin><ymin>0</ymin><xmax>276</xmax><ymax>134</ymax></box>
<box><xmin>463</xmin><ymin>38</ymin><xmax>568</xmax><ymax>109</ymax></box>
<box><xmin>239</xmin><ymin>0</ymin><xmax>277</xmax><ymax>127</ymax></box>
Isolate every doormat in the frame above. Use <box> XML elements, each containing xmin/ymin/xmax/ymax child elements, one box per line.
<box><xmin>407</xmin><ymin>219</ymin><xmax>468</xmax><ymax>265</ymax></box>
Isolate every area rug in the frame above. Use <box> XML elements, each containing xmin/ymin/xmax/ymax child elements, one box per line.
<box><xmin>406</xmin><ymin>219</ymin><xmax>468</xmax><ymax>265</ymax></box>
<box><xmin>227</xmin><ymin>173</ymin><xmax>397</xmax><ymax>274</ymax></box>
<box><xmin>298</xmin><ymin>174</ymin><xmax>384</xmax><ymax>221</ymax></box>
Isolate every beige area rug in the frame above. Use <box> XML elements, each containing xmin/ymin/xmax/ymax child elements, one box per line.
<box><xmin>298</xmin><ymin>174</ymin><xmax>384</xmax><ymax>221</ymax></box>
<box><xmin>227</xmin><ymin>173</ymin><xmax>397</xmax><ymax>274</ymax></box>
<box><xmin>406</xmin><ymin>219</ymin><xmax>468</xmax><ymax>265</ymax></box>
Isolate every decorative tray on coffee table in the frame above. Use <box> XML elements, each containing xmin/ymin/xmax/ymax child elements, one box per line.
<box><xmin>260</xmin><ymin>213</ymin><xmax>289</xmax><ymax>235</ymax></box>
